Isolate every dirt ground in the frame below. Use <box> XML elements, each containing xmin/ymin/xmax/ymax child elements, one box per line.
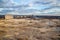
<box><xmin>0</xmin><ymin>19</ymin><xmax>60</xmax><ymax>40</ymax></box>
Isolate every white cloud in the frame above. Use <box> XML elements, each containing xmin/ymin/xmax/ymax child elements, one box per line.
<box><xmin>0</xmin><ymin>0</ymin><xmax>60</xmax><ymax>15</ymax></box>
<box><xmin>0</xmin><ymin>8</ymin><xmax>3</xmax><ymax>11</ymax></box>
<box><xmin>6</xmin><ymin>11</ymin><xmax>20</xmax><ymax>15</ymax></box>
<box><xmin>29</xmin><ymin>3</ymin><xmax>33</xmax><ymax>7</ymax></box>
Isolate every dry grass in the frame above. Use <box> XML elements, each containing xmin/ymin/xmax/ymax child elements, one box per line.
<box><xmin>0</xmin><ymin>19</ymin><xmax>60</xmax><ymax>40</ymax></box>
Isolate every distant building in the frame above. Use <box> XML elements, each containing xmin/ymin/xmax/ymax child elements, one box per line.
<box><xmin>5</xmin><ymin>14</ymin><xmax>13</xmax><ymax>19</ymax></box>
<box><xmin>0</xmin><ymin>15</ymin><xmax>5</xmax><ymax>19</ymax></box>
<box><xmin>14</xmin><ymin>15</ymin><xmax>25</xmax><ymax>19</ymax></box>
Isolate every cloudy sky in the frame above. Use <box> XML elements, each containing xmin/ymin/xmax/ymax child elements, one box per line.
<box><xmin>0</xmin><ymin>0</ymin><xmax>60</xmax><ymax>15</ymax></box>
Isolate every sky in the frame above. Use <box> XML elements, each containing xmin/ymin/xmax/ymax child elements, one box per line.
<box><xmin>0</xmin><ymin>0</ymin><xmax>60</xmax><ymax>15</ymax></box>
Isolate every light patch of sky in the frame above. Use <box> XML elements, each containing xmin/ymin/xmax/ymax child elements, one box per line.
<box><xmin>26</xmin><ymin>4</ymin><xmax>51</xmax><ymax>10</ymax></box>
<box><xmin>0</xmin><ymin>8</ymin><xmax>3</xmax><ymax>11</ymax></box>
<box><xmin>13</xmin><ymin>0</ymin><xmax>22</xmax><ymax>5</ymax></box>
<box><xmin>13</xmin><ymin>0</ymin><xmax>32</xmax><ymax>5</ymax></box>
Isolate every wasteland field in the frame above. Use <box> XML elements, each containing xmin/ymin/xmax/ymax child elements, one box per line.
<box><xmin>0</xmin><ymin>19</ymin><xmax>60</xmax><ymax>40</ymax></box>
